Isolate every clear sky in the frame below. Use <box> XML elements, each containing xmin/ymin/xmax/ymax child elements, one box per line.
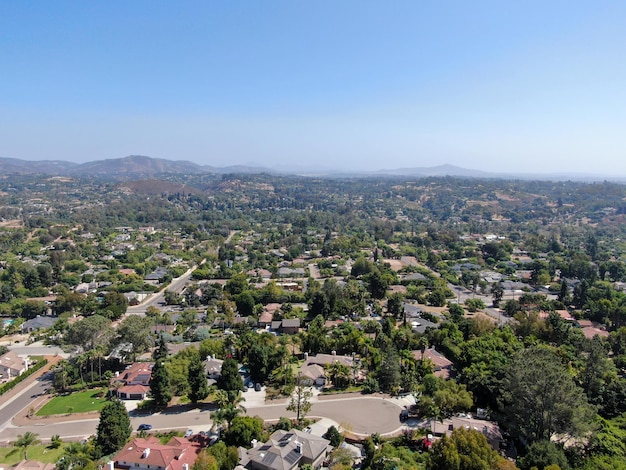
<box><xmin>2</xmin><ymin>1</ymin><xmax>626</xmax><ymax>175</ymax></box>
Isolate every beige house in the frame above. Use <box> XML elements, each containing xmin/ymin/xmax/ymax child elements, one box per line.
<box><xmin>0</xmin><ymin>350</ymin><xmax>28</xmax><ymax>381</ymax></box>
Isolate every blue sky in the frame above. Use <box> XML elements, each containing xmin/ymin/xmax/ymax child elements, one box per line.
<box><xmin>2</xmin><ymin>1</ymin><xmax>626</xmax><ymax>174</ymax></box>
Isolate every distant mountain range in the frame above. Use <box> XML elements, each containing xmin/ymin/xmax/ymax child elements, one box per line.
<box><xmin>0</xmin><ymin>155</ymin><xmax>621</xmax><ymax>182</ymax></box>
<box><xmin>0</xmin><ymin>155</ymin><xmax>277</xmax><ymax>180</ymax></box>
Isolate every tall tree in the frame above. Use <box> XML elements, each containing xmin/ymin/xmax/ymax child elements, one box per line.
<box><xmin>217</xmin><ymin>357</ymin><xmax>243</xmax><ymax>402</ymax></box>
<box><xmin>188</xmin><ymin>350</ymin><xmax>209</xmax><ymax>404</ymax></box>
<box><xmin>116</xmin><ymin>315</ymin><xmax>153</xmax><ymax>362</ymax></box>
<box><xmin>100</xmin><ymin>291</ymin><xmax>129</xmax><ymax>319</ymax></box>
<box><xmin>65</xmin><ymin>314</ymin><xmax>113</xmax><ymax>352</ymax></box>
<box><xmin>428</xmin><ymin>427</ymin><xmax>506</xmax><ymax>470</ymax></box>
<box><xmin>287</xmin><ymin>374</ymin><xmax>312</xmax><ymax>424</ymax></box>
<box><xmin>499</xmin><ymin>346</ymin><xmax>595</xmax><ymax>444</ymax></box>
<box><xmin>377</xmin><ymin>346</ymin><xmax>402</xmax><ymax>393</ymax></box>
<box><xmin>96</xmin><ymin>399</ymin><xmax>131</xmax><ymax>456</ymax></box>
<box><xmin>149</xmin><ymin>358</ymin><xmax>172</xmax><ymax>408</ymax></box>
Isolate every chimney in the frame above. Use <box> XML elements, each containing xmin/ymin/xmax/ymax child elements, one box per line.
<box><xmin>142</xmin><ymin>448</ymin><xmax>150</xmax><ymax>458</ymax></box>
<box><xmin>331</xmin><ymin>350</ymin><xmax>336</xmax><ymax>356</ymax></box>
<box><xmin>183</xmin><ymin>464</ymin><xmax>189</xmax><ymax>470</ymax></box>
<box><xmin>251</xmin><ymin>439</ymin><xmax>257</xmax><ymax>448</ymax></box>
<box><xmin>107</xmin><ymin>461</ymin><xmax>114</xmax><ymax>470</ymax></box>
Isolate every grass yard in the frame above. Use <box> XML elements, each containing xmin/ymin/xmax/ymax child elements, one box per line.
<box><xmin>36</xmin><ymin>388</ymin><xmax>108</xmax><ymax>416</ymax></box>
<box><xmin>0</xmin><ymin>443</ymin><xmax>67</xmax><ymax>465</ymax></box>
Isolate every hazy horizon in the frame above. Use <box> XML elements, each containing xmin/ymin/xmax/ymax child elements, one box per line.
<box><xmin>2</xmin><ymin>2</ymin><xmax>626</xmax><ymax>176</ymax></box>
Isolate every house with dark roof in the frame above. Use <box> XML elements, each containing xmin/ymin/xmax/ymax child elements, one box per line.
<box><xmin>111</xmin><ymin>436</ymin><xmax>203</xmax><ymax>470</ymax></box>
<box><xmin>270</xmin><ymin>318</ymin><xmax>301</xmax><ymax>335</ymax></box>
<box><xmin>238</xmin><ymin>429</ymin><xmax>331</xmax><ymax>470</ymax></box>
<box><xmin>20</xmin><ymin>315</ymin><xmax>57</xmax><ymax>333</ymax></box>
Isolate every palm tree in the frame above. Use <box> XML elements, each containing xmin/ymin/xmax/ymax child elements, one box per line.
<box><xmin>14</xmin><ymin>432</ymin><xmax>40</xmax><ymax>459</ymax></box>
<box><xmin>211</xmin><ymin>390</ymin><xmax>246</xmax><ymax>428</ymax></box>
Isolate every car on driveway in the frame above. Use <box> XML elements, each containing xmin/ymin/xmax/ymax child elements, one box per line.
<box><xmin>138</xmin><ymin>424</ymin><xmax>152</xmax><ymax>431</ymax></box>
<box><xmin>184</xmin><ymin>429</ymin><xmax>193</xmax><ymax>438</ymax></box>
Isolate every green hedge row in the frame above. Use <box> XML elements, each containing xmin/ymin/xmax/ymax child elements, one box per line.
<box><xmin>0</xmin><ymin>358</ymin><xmax>48</xmax><ymax>395</ymax></box>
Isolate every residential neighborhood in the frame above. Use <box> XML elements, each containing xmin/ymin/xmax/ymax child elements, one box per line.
<box><xmin>0</xmin><ymin>173</ymin><xmax>626</xmax><ymax>469</ymax></box>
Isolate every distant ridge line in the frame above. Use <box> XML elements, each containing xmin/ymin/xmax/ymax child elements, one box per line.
<box><xmin>0</xmin><ymin>155</ymin><xmax>622</xmax><ymax>182</ymax></box>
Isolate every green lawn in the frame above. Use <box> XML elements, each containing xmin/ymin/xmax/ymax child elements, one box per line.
<box><xmin>0</xmin><ymin>443</ymin><xmax>67</xmax><ymax>465</ymax></box>
<box><xmin>36</xmin><ymin>389</ymin><xmax>108</xmax><ymax>416</ymax></box>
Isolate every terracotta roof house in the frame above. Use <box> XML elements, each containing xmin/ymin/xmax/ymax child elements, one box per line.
<box><xmin>111</xmin><ymin>436</ymin><xmax>203</xmax><ymax>470</ymax></box>
<box><xmin>577</xmin><ymin>320</ymin><xmax>610</xmax><ymax>339</ymax></box>
<box><xmin>239</xmin><ymin>429</ymin><xmax>331</xmax><ymax>470</ymax></box>
<box><xmin>112</xmin><ymin>362</ymin><xmax>154</xmax><ymax>400</ymax></box>
<box><xmin>259</xmin><ymin>304</ymin><xmax>281</xmax><ymax>327</ymax></box>
<box><xmin>0</xmin><ymin>350</ymin><xmax>29</xmax><ymax>381</ymax></box>
<box><xmin>412</xmin><ymin>348</ymin><xmax>454</xmax><ymax>379</ymax></box>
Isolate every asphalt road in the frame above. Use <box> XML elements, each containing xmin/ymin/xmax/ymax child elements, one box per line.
<box><xmin>0</xmin><ymin>395</ymin><xmax>405</xmax><ymax>444</ymax></box>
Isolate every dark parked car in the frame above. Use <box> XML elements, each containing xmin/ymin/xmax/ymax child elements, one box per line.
<box><xmin>138</xmin><ymin>424</ymin><xmax>152</xmax><ymax>431</ymax></box>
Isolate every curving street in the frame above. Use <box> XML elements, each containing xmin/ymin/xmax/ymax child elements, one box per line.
<box><xmin>0</xmin><ymin>392</ymin><xmax>405</xmax><ymax>444</ymax></box>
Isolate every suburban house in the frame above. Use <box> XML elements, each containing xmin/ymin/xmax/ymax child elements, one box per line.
<box><xmin>427</xmin><ymin>416</ymin><xmax>504</xmax><ymax>450</ymax></box>
<box><xmin>20</xmin><ymin>315</ymin><xmax>57</xmax><ymax>333</ymax></box>
<box><xmin>112</xmin><ymin>436</ymin><xmax>203</xmax><ymax>470</ymax></box>
<box><xmin>144</xmin><ymin>267</ymin><xmax>169</xmax><ymax>285</ymax></box>
<box><xmin>0</xmin><ymin>350</ymin><xmax>29</xmax><ymax>381</ymax></box>
<box><xmin>577</xmin><ymin>319</ymin><xmax>610</xmax><ymax>339</ymax></box>
<box><xmin>12</xmin><ymin>460</ymin><xmax>55</xmax><ymax>470</ymax></box>
<box><xmin>270</xmin><ymin>318</ymin><xmax>301</xmax><ymax>335</ymax></box>
<box><xmin>298</xmin><ymin>353</ymin><xmax>358</xmax><ymax>387</ymax></box>
<box><xmin>412</xmin><ymin>348</ymin><xmax>454</xmax><ymax>379</ymax></box>
<box><xmin>259</xmin><ymin>303</ymin><xmax>281</xmax><ymax>328</ymax></box>
<box><xmin>112</xmin><ymin>362</ymin><xmax>154</xmax><ymax>400</ymax></box>
<box><xmin>299</xmin><ymin>363</ymin><xmax>327</xmax><ymax>387</ymax></box>
<box><xmin>238</xmin><ymin>429</ymin><xmax>331</xmax><ymax>470</ymax></box>
<box><xmin>206</xmin><ymin>355</ymin><xmax>224</xmax><ymax>379</ymax></box>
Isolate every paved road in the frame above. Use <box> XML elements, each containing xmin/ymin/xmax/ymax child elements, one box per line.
<box><xmin>0</xmin><ymin>394</ymin><xmax>404</xmax><ymax>443</ymax></box>
<box><xmin>248</xmin><ymin>396</ymin><xmax>403</xmax><ymax>436</ymax></box>
<box><xmin>127</xmin><ymin>230</ymin><xmax>238</xmax><ymax>316</ymax></box>
<box><xmin>0</xmin><ymin>372</ymin><xmax>54</xmax><ymax>435</ymax></box>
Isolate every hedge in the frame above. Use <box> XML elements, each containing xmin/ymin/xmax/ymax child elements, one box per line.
<box><xmin>0</xmin><ymin>358</ymin><xmax>48</xmax><ymax>395</ymax></box>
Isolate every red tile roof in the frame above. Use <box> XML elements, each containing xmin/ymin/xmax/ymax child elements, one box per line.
<box><xmin>113</xmin><ymin>437</ymin><xmax>202</xmax><ymax>470</ymax></box>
